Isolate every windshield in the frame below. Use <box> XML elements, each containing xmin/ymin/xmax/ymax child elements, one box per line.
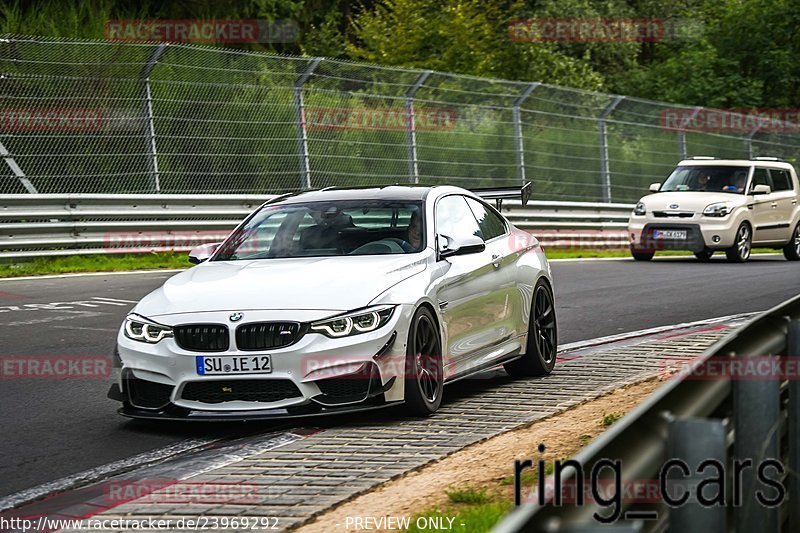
<box><xmin>659</xmin><ymin>165</ymin><xmax>750</xmax><ymax>194</ymax></box>
<box><xmin>214</xmin><ymin>200</ymin><xmax>425</xmax><ymax>260</ymax></box>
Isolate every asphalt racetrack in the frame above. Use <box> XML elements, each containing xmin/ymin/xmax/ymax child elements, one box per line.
<box><xmin>1</xmin><ymin>255</ymin><xmax>797</xmax><ymax>498</ymax></box>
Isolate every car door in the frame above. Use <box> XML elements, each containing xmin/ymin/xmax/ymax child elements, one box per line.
<box><xmin>749</xmin><ymin>167</ymin><xmax>783</xmax><ymax>243</ymax></box>
<box><xmin>766</xmin><ymin>168</ymin><xmax>796</xmax><ymax>243</ymax></box>
<box><xmin>464</xmin><ymin>196</ymin><xmax>525</xmax><ymax>342</ymax></box>
<box><xmin>433</xmin><ymin>194</ymin><xmax>507</xmax><ymax>379</ymax></box>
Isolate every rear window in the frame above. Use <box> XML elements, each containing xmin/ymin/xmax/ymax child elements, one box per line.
<box><xmin>770</xmin><ymin>169</ymin><xmax>793</xmax><ymax>191</ymax></box>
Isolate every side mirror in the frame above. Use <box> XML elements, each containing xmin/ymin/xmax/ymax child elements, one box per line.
<box><xmin>188</xmin><ymin>242</ymin><xmax>220</xmax><ymax>264</ymax></box>
<box><xmin>649</xmin><ymin>183</ymin><xmax>661</xmax><ymax>193</ymax></box>
<box><xmin>438</xmin><ymin>234</ymin><xmax>486</xmax><ymax>258</ymax></box>
<box><xmin>751</xmin><ymin>184</ymin><xmax>771</xmax><ymax>195</ymax></box>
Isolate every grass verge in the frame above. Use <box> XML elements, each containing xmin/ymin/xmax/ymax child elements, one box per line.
<box><xmin>0</xmin><ymin>252</ymin><xmax>188</xmax><ymax>278</ymax></box>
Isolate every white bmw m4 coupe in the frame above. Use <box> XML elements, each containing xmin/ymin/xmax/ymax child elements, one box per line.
<box><xmin>109</xmin><ymin>184</ymin><xmax>557</xmax><ymax>420</ymax></box>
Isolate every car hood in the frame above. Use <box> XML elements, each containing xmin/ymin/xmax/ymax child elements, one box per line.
<box><xmin>136</xmin><ymin>254</ymin><xmax>430</xmax><ymax>317</ymax></box>
<box><xmin>640</xmin><ymin>191</ymin><xmax>746</xmax><ymax>212</ymax></box>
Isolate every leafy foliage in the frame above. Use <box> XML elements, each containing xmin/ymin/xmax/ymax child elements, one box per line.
<box><xmin>2</xmin><ymin>0</ymin><xmax>799</xmax><ymax>112</ymax></box>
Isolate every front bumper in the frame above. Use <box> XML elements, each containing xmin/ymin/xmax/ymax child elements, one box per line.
<box><xmin>628</xmin><ymin>216</ymin><xmax>740</xmax><ymax>252</ymax></box>
<box><xmin>111</xmin><ymin>306</ymin><xmax>414</xmax><ymax>421</ymax></box>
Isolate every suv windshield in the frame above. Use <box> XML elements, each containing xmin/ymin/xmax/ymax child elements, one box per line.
<box><xmin>214</xmin><ymin>200</ymin><xmax>425</xmax><ymax>260</ymax></box>
<box><xmin>660</xmin><ymin>165</ymin><xmax>750</xmax><ymax>194</ymax></box>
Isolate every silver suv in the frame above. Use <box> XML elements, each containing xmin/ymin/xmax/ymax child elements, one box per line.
<box><xmin>628</xmin><ymin>157</ymin><xmax>800</xmax><ymax>262</ymax></box>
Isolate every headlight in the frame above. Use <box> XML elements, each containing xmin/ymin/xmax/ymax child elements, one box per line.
<box><xmin>633</xmin><ymin>202</ymin><xmax>646</xmax><ymax>216</ymax></box>
<box><xmin>311</xmin><ymin>305</ymin><xmax>396</xmax><ymax>338</ymax></box>
<box><xmin>124</xmin><ymin>314</ymin><xmax>173</xmax><ymax>344</ymax></box>
<box><xmin>703</xmin><ymin>202</ymin><xmax>730</xmax><ymax>217</ymax></box>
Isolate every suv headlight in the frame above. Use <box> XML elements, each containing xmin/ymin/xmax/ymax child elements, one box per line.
<box><xmin>703</xmin><ymin>202</ymin><xmax>730</xmax><ymax>217</ymax></box>
<box><xmin>124</xmin><ymin>314</ymin><xmax>173</xmax><ymax>344</ymax></box>
<box><xmin>633</xmin><ymin>202</ymin><xmax>647</xmax><ymax>216</ymax></box>
<box><xmin>310</xmin><ymin>305</ymin><xmax>396</xmax><ymax>338</ymax></box>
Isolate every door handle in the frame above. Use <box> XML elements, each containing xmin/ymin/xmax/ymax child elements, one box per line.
<box><xmin>793</xmin><ymin>199</ymin><xmax>798</xmax><ymax>205</ymax></box>
<box><xmin>770</xmin><ymin>202</ymin><xmax>778</xmax><ymax>208</ymax></box>
<box><xmin>491</xmin><ymin>253</ymin><xmax>502</xmax><ymax>268</ymax></box>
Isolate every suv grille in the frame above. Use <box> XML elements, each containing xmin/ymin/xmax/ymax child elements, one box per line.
<box><xmin>653</xmin><ymin>211</ymin><xmax>694</xmax><ymax>218</ymax></box>
<box><xmin>181</xmin><ymin>379</ymin><xmax>302</xmax><ymax>404</ymax></box>
<box><xmin>236</xmin><ymin>322</ymin><xmax>302</xmax><ymax>350</ymax></box>
<box><xmin>174</xmin><ymin>324</ymin><xmax>229</xmax><ymax>352</ymax></box>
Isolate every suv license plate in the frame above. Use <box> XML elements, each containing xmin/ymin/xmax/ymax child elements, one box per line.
<box><xmin>653</xmin><ymin>230</ymin><xmax>687</xmax><ymax>240</ymax></box>
<box><xmin>196</xmin><ymin>355</ymin><xmax>272</xmax><ymax>375</ymax></box>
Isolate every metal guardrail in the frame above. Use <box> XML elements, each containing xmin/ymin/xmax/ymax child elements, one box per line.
<box><xmin>0</xmin><ymin>195</ymin><xmax>635</xmax><ymax>259</ymax></box>
<box><xmin>494</xmin><ymin>294</ymin><xmax>800</xmax><ymax>532</ymax></box>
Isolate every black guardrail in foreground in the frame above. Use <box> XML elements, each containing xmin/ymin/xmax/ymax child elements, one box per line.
<box><xmin>495</xmin><ymin>294</ymin><xmax>800</xmax><ymax>532</ymax></box>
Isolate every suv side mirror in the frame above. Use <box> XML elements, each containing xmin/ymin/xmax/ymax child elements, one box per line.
<box><xmin>188</xmin><ymin>242</ymin><xmax>220</xmax><ymax>264</ymax></box>
<box><xmin>649</xmin><ymin>183</ymin><xmax>661</xmax><ymax>193</ymax></box>
<box><xmin>750</xmin><ymin>184</ymin><xmax>771</xmax><ymax>195</ymax></box>
<box><xmin>438</xmin><ymin>234</ymin><xmax>485</xmax><ymax>258</ymax></box>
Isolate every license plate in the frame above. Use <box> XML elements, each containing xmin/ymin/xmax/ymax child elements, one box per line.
<box><xmin>653</xmin><ymin>229</ymin><xmax>687</xmax><ymax>240</ymax></box>
<box><xmin>196</xmin><ymin>355</ymin><xmax>271</xmax><ymax>375</ymax></box>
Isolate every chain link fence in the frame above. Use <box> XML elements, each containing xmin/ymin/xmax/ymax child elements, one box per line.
<box><xmin>2</xmin><ymin>35</ymin><xmax>800</xmax><ymax>202</ymax></box>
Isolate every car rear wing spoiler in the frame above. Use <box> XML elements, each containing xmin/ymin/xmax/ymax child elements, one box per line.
<box><xmin>471</xmin><ymin>182</ymin><xmax>531</xmax><ymax>210</ymax></box>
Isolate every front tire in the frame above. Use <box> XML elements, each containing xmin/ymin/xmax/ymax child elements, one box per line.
<box><xmin>726</xmin><ymin>223</ymin><xmax>752</xmax><ymax>263</ymax></box>
<box><xmin>784</xmin><ymin>222</ymin><xmax>800</xmax><ymax>261</ymax></box>
<box><xmin>403</xmin><ymin>307</ymin><xmax>443</xmax><ymax>416</ymax></box>
<box><xmin>504</xmin><ymin>280</ymin><xmax>557</xmax><ymax>377</ymax></box>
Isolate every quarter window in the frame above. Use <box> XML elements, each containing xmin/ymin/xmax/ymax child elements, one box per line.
<box><xmin>465</xmin><ymin>197</ymin><xmax>507</xmax><ymax>241</ymax></box>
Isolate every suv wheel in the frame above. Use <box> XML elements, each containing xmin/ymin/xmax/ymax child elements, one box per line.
<box><xmin>630</xmin><ymin>247</ymin><xmax>654</xmax><ymax>261</ymax></box>
<box><xmin>784</xmin><ymin>222</ymin><xmax>800</xmax><ymax>261</ymax></box>
<box><xmin>726</xmin><ymin>223</ymin><xmax>752</xmax><ymax>263</ymax></box>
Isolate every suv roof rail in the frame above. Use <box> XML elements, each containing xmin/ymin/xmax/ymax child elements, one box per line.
<box><xmin>753</xmin><ymin>156</ymin><xmax>783</xmax><ymax>161</ymax></box>
<box><xmin>687</xmin><ymin>156</ymin><xmax>716</xmax><ymax>160</ymax></box>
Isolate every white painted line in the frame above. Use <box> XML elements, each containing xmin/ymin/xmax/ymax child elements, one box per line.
<box><xmin>0</xmin><ymin>438</ymin><xmax>218</xmax><ymax>513</ymax></box>
<box><xmin>558</xmin><ymin>312</ymin><xmax>756</xmax><ymax>354</ymax></box>
<box><xmin>0</xmin><ymin>269</ymin><xmax>185</xmax><ymax>282</ymax></box>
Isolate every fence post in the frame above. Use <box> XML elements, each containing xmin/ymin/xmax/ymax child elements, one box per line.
<box><xmin>789</xmin><ymin>319</ymin><xmax>800</xmax><ymax>533</ymax></box>
<box><xmin>733</xmin><ymin>357</ymin><xmax>781</xmax><ymax>533</ymax></box>
<box><xmin>405</xmin><ymin>70</ymin><xmax>432</xmax><ymax>184</ymax></box>
<box><xmin>139</xmin><ymin>43</ymin><xmax>167</xmax><ymax>193</ymax></box>
<box><xmin>666</xmin><ymin>418</ymin><xmax>726</xmax><ymax>532</ymax></box>
<box><xmin>598</xmin><ymin>96</ymin><xmax>624</xmax><ymax>203</ymax></box>
<box><xmin>293</xmin><ymin>58</ymin><xmax>322</xmax><ymax>190</ymax></box>
<box><xmin>512</xmin><ymin>83</ymin><xmax>539</xmax><ymax>186</ymax></box>
<box><xmin>677</xmin><ymin>107</ymin><xmax>702</xmax><ymax>160</ymax></box>
<box><xmin>745</xmin><ymin>125</ymin><xmax>761</xmax><ymax>159</ymax></box>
